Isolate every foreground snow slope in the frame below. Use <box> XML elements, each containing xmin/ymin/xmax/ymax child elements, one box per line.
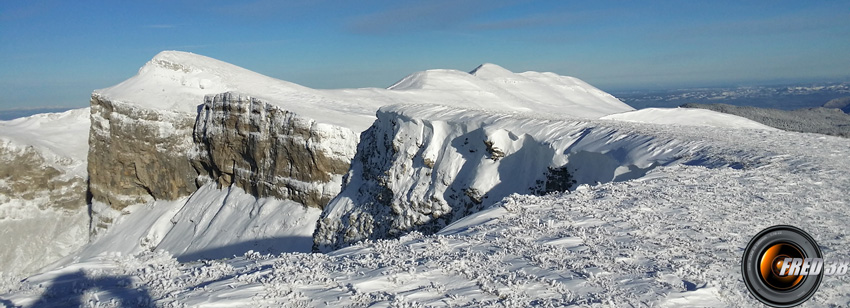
<box><xmin>0</xmin><ymin>108</ymin><xmax>90</xmax><ymax>277</ymax></box>
<box><xmin>49</xmin><ymin>182</ymin><xmax>321</xmax><ymax>271</ymax></box>
<box><xmin>3</xmin><ymin>106</ymin><xmax>848</xmax><ymax>307</ymax></box>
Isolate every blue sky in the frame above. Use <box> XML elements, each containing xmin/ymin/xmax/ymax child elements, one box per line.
<box><xmin>1</xmin><ymin>0</ymin><xmax>849</xmax><ymax>110</ymax></box>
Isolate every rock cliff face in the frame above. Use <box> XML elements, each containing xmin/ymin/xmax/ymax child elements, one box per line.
<box><xmin>88</xmin><ymin>90</ymin><xmax>359</xmax><ymax>216</ymax></box>
<box><xmin>192</xmin><ymin>92</ymin><xmax>358</xmax><ymax>208</ymax></box>
<box><xmin>87</xmin><ymin>93</ymin><xmax>198</xmax><ymax>210</ymax></box>
<box><xmin>85</xmin><ymin>51</ymin><xmax>638</xmax><ymax>216</ymax></box>
<box><xmin>313</xmin><ymin>105</ymin><xmax>715</xmax><ymax>252</ymax></box>
<box><xmin>0</xmin><ymin>145</ymin><xmax>86</xmax><ymax>211</ymax></box>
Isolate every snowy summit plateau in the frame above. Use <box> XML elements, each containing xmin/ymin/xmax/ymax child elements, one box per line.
<box><xmin>0</xmin><ymin>51</ymin><xmax>848</xmax><ymax>307</ymax></box>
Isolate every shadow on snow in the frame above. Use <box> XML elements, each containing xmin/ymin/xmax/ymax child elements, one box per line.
<box><xmin>27</xmin><ymin>271</ymin><xmax>153</xmax><ymax>308</ymax></box>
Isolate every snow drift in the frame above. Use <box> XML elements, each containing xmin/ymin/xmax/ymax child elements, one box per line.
<box><xmin>313</xmin><ymin>104</ymin><xmax>766</xmax><ymax>251</ymax></box>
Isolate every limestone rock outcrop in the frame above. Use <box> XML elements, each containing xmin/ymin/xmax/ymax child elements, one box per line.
<box><xmin>87</xmin><ymin>93</ymin><xmax>198</xmax><ymax>210</ymax></box>
<box><xmin>192</xmin><ymin>92</ymin><xmax>358</xmax><ymax>208</ymax></box>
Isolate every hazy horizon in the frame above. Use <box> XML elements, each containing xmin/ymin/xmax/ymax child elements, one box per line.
<box><xmin>2</xmin><ymin>1</ymin><xmax>849</xmax><ymax>110</ymax></box>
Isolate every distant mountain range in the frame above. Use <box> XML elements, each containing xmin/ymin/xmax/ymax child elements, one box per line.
<box><xmin>613</xmin><ymin>82</ymin><xmax>850</xmax><ymax>110</ymax></box>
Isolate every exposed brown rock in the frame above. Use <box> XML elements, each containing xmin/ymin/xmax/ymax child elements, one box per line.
<box><xmin>0</xmin><ymin>145</ymin><xmax>86</xmax><ymax>212</ymax></box>
<box><xmin>192</xmin><ymin>93</ymin><xmax>356</xmax><ymax>208</ymax></box>
<box><xmin>87</xmin><ymin>91</ymin><xmax>358</xmax><ymax>212</ymax></box>
<box><xmin>87</xmin><ymin>94</ymin><xmax>198</xmax><ymax>210</ymax></box>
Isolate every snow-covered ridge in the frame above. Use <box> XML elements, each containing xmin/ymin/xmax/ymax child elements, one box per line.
<box><xmin>97</xmin><ymin>51</ymin><xmax>313</xmax><ymax>114</ymax></box>
<box><xmin>0</xmin><ymin>108</ymin><xmax>90</xmax><ymax>178</ymax></box>
<box><xmin>386</xmin><ymin>62</ymin><xmax>633</xmax><ymax>119</ymax></box>
<box><xmin>313</xmin><ymin>104</ymin><xmax>772</xmax><ymax>251</ymax></box>
<box><xmin>601</xmin><ymin>107</ymin><xmax>777</xmax><ymax>130</ymax></box>
<box><xmin>98</xmin><ymin>51</ymin><xmax>636</xmax><ymax>132</ymax></box>
<box><xmin>5</xmin><ymin>105</ymin><xmax>848</xmax><ymax>307</ymax></box>
<box><xmin>87</xmin><ymin>50</ymin><xmax>639</xmax><ymax>213</ymax></box>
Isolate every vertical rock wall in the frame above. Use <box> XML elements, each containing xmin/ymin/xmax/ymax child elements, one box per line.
<box><xmin>192</xmin><ymin>92</ymin><xmax>358</xmax><ymax>209</ymax></box>
<box><xmin>87</xmin><ymin>92</ymin><xmax>358</xmax><ymax>217</ymax></box>
<box><xmin>87</xmin><ymin>94</ymin><xmax>198</xmax><ymax>210</ymax></box>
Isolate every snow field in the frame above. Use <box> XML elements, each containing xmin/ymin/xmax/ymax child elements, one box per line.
<box><xmin>5</xmin><ymin>159</ymin><xmax>849</xmax><ymax>307</ymax></box>
<box><xmin>600</xmin><ymin>107</ymin><xmax>777</xmax><ymax>130</ymax></box>
<box><xmin>54</xmin><ymin>183</ymin><xmax>322</xmax><ymax>269</ymax></box>
<box><xmin>0</xmin><ymin>107</ymin><xmax>90</xmax><ymax>178</ymax></box>
<box><xmin>3</xmin><ymin>103</ymin><xmax>848</xmax><ymax>307</ymax></box>
<box><xmin>0</xmin><ymin>51</ymin><xmax>842</xmax><ymax>306</ymax></box>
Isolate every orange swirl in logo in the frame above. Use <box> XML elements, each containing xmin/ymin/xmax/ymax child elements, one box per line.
<box><xmin>759</xmin><ymin>243</ymin><xmax>805</xmax><ymax>290</ymax></box>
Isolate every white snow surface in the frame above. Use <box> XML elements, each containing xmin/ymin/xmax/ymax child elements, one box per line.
<box><xmin>47</xmin><ymin>183</ymin><xmax>321</xmax><ymax>271</ymax></box>
<box><xmin>315</xmin><ymin>104</ymin><xmax>728</xmax><ymax>251</ymax></box>
<box><xmin>0</xmin><ymin>107</ymin><xmax>90</xmax><ymax>177</ymax></box>
<box><xmin>0</xmin><ymin>108</ymin><xmax>91</xmax><ymax>277</ymax></box>
<box><xmin>601</xmin><ymin>107</ymin><xmax>777</xmax><ymax>130</ymax></box>
<box><xmin>96</xmin><ymin>51</ymin><xmax>634</xmax><ymax>132</ymax></box>
<box><xmin>3</xmin><ymin>105</ymin><xmax>849</xmax><ymax>307</ymax></box>
<box><xmin>0</xmin><ymin>202</ymin><xmax>88</xmax><ymax>279</ymax></box>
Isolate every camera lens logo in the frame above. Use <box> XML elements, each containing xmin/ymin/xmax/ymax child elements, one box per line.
<box><xmin>742</xmin><ymin>225</ymin><xmax>823</xmax><ymax>307</ymax></box>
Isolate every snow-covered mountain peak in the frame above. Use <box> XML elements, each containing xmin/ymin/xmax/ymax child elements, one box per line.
<box><xmin>388</xmin><ymin>63</ymin><xmax>515</xmax><ymax>90</ymax></box>
<box><xmin>145</xmin><ymin>51</ymin><xmax>201</xmax><ymax>73</ymax></box>
<box><xmin>468</xmin><ymin>63</ymin><xmax>514</xmax><ymax>78</ymax></box>
<box><xmin>383</xmin><ymin>62</ymin><xmax>633</xmax><ymax>118</ymax></box>
<box><xmin>94</xmin><ymin>51</ymin><xmax>638</xmax><ymax>129</ymax></box>
<box><xmin>96</xmin><ymin>51</ymin><xmax>313</xmax><ymax>114</ymax></box>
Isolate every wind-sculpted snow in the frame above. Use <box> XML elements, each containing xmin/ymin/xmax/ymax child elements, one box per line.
<box><xmin>3</xmin><ymin>127</ymin><xmax>849</xmax><ymax>306</ymax></box>
<box><xmin>46</xmin><ymin>183</ymin><xmax>321</xmax><ymax>271</ymax></box>
<box><xmin>313</xmin><ymin>104</ymin><xmax>773</xmax><ymax>252</ymax></box>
